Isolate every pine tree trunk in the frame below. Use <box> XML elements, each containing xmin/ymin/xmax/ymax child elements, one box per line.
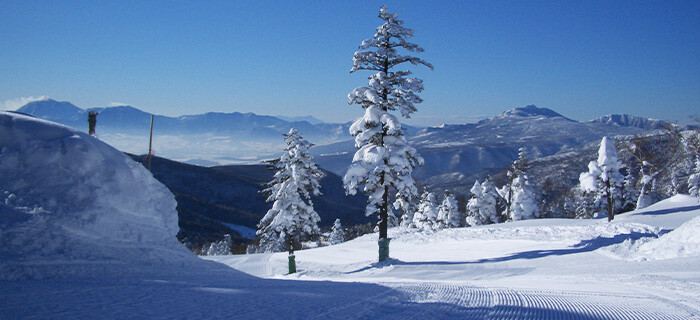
<box><xmin>506</xmin><ymin>175</ymin><xmax>513</xmax><ymax>220</ymax></box>
<box><xmin>379</xmin><ymin>184</ymin><xmax>388</xmax><ymax>239</ymax></box>
<box><xmin>287</xmin><ymin>235</ymin><xmax>296</xmax><ymax>273</ymax></box>
<box><xmin>606</xmin><ymin>179</ymin><xmax>614</xmax><ymax>222</ymax></box>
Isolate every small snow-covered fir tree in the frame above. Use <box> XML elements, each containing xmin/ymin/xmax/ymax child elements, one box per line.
<box><xmin>480</xmin><ymin>177</ymin><xmax>503</xmax><ymax>224</ymax></box>
<box><xmin>466</xmin><ymin>181</ymin><xmax>483</xmax><ymax>226</ymax></box>
<box><xmin>400</xmin><ymin>207</ymin><xmax>415</xmax><ymax>228</ymax></box>
<box><xmin>329</xmin><ymin>219</ymin><xmax>345</xmax><ymax>245</ymax></box>
<box><xmin>689</xmin><ymin>156</ymin><xmax>700</xmax><ymax>197</ymax></box>
<box><xmin>509</xmin><ymin>173</ymin><xmax>540</xmax><ymax>221</ymax></box>
<box><xmin>206</xmin><ymin>234</ymin><xmax>233</xmax><ymax>256</ymax></box>
<box><xmin>255</xmin><ymin>129</ymin><xmax>324</xmax><ymax>259</ymax></box>
<box><xmin>579</xmin><ymin>136</ymin><xmax>625</xmax><ymax>221</ymax></box>
<box><xmin>622</xmin><ymin>174</ymin><xmax>639</xmax><ymax>212</ymax></box>
<box><xmin>438</xmin><ymin>191</ymin><xmax>461</xmax><ymax>228</ymax></box>
<box><xmin>635</xmin><ymin>162</ymin><xmax>656</xmax><ymax>209</ymax></box>
<box><xmin>500</xmin><ymin>147</ymin><xmax>530</xmax><ymax>218</ymax></box>
<box><xmin>668</xmin><ymin>172</ymin><xmax>680</xmax><ymax>196</ymax></box>
<box><xmin>414</xmin><ymin>191</ymin><xmax>439</xmax><ymax>230</ymax></box>
<box><xmin>344</xmin><ymin>6</ymin><xmax>432</xmax><ymax>261</ymax></box>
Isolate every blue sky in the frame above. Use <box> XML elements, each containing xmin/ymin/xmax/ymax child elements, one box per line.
<box><xmin>1</xmin><ymin>1</ymin><xmax>698</xmax><ymax>126</ymax></box>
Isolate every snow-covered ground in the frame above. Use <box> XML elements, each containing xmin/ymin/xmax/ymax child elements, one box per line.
<box><xmin>210</xmin><ymin>196</ymin><xmax>700</xmax><ymax>319</ymax></box>
<box><xmin>1</xmin><ymin>111</ymin><xmax>699</xmax><ymax>319</ymax></box>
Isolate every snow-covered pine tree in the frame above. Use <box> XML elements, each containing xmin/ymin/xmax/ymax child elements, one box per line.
<box><xmin>400</xmin><ymin>206</ymin><xmax>415</xmax><ymax>228</ymax></box>
<box><xmin>466</xmin><ymin>180</ymin><xmax>483</xmax><ymax>226</ymax></box>
<box><xmin>438</xmin><ymin>190</ymin><xmax>461</xmax><ymax>228</ymax></box>
<box><xmin>500</xmin><ymin>147</ymin><xmax>530</xmax><ymax>218</ymax></box>
<box><xmin>509</xmin><ymin>173</ymin><xmax>540</xmax><ymax>221</ymax></box>
<box><xmin>414</xmin><ymin>191</ymin><xmax>439</xmax><ymax>230</ymax></box>
<box><xmin>622</xmin><ymin>174</ymin><xmax>640</xmax><ymax>212</ymax></box>
<box><xmin>579</xmin><ymin>136</ymin><xmax>625</xmax><ymax>221</ymax></box>
<box><xmin>206</xmin><ymin>234</ymin><xmax>233</xmax><ymax>256</ymax></box>
<box><xmin>634</xmin><ymin>161</ymin><xmax>658</xmax><ymax>209</ymax></box>
<box><xmin>344</xmin><ymin>6</ymin><xmax>432</xmax><ymax>261</ymax></box>
<box><xmin>256</xmin><ymin>129</ymin><xmax>324</xmax><ymax>268</ymax></box>
<box><xmin>481</xmin><ymin>176</ymin><xmax>503</xmax><ymax>224</ymax></box>
<box><xmin>329</xmin><ymin>219</ymin><xmax>345</xmax><ymax>245</ymax></box>
<box><xmin>689</xmin><ymin>156</ymin><xmax>700</xmax><ymax>197</ymax></box>
<box><xmin>668</xmin><ymin>172</ymin><xmax>680</xmax><ymax>196</ymax></box>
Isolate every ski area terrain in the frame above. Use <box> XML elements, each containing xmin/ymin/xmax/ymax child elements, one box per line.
<box><xmin>1</xmin><ymin>112</ymin><xmax>698</xmax><ymax>319</ymax></box>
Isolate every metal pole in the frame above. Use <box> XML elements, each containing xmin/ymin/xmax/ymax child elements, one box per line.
<box><xmin>147</xmin><ymin>115</ymin><xmax>154</xmax><ymax>171</ymax></box>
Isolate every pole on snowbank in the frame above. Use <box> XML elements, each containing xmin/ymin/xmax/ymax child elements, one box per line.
<box><xmin>147</xmin><ymin>115</ymin><xmax>154</xmax><ymax>171</ymax></box>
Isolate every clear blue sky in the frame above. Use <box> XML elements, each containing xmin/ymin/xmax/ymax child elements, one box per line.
<box><xmin>1</xmin><ymin>1</ymin><xmax>698</xmax><ymax>126</ymax></box>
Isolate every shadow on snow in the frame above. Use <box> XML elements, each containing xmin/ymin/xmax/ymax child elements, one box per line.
<box><xmin>349</xmin><ymin>231</ymin><xmax>659</xmax><ymax>273</ymax></box>
<box><xmin>630</xmin><ymin>204</ymin><xmax>700</xmax><ymax>216</ymax></box>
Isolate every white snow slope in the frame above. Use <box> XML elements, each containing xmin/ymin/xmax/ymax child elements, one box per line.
<box><xmin>211</xmin><ymin>195</ymin><xmax>700</xmax><ymax>319</ymax></box>
<box><xmin>1</xmin><ymin>111</ymin><xmax>698</xmax><ymax>319</ymax></box>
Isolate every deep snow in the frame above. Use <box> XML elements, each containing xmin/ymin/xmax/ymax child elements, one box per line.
<box><xmin>1</xmin><ymin>111</ymin><xmax>698</xmax><ymax>319</ymax></box>
<box><xmin>211</xmin><ymin>196</ymin><xmax>700</xmax><ymax>319</ymax></box>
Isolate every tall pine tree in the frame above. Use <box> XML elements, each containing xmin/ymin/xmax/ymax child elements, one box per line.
<box><xmin>256</xmin><ymin>129</ymin><xmax>324</xmax><ymax>267</ymax></box>
<box><xmin>344</xmin><ymin>6</ymin><xmax>432</xmax><ymax>261</ymax></box>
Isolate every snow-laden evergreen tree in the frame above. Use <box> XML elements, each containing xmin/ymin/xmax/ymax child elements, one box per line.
<box><xmin>573</xmin><ymin>187</ymin><xmax>596</xmax><ymax>219</ymax></box>
<box><xmin>414</xmin><ymin>191</ymin><xmax>439</xmax><ymax>230</ymax></box>
<box><xmin>689</xmin><ymin>156</ymin><xmax>700</xmax><ymax>197</ymax></box>
<box><xmin>438</xmin><ymin>191</ymin><xmax>461</xmax><ymax>228</ymax></box>
<box><xmin>499</xmin><ymin>147</ymin><xmax>530</xmax><ymax>218</ymax></box>
<box><xmin>509</xmin><ymin>173</ymin><xmax>540</xmax><ymax>221</ymax></box>
<box><xmin>400</xmin><ymin>206</ymin><xmax>415</xmax><ymax>228</ymax></box>
<box><xmin>635</xmin><ymin>162</ymin><xmax>657</xmax><ymax>209</ymax></box>
<box><xmin>579</xmin><ymin>136</ymin><xmax>625</xmax><ymax>221</ymax></box>
<box><xmin>622</xmin><ymin>174</ymin><xmax>640</xmax><ymax>212</ymax></box>
<box><xmin>481</xmin><ymin>177</ymin><xmax>503</xmax><ymax>224</ymax></box>
<box><xmin>668</xmin><ymin>172</ymin><xmax>680</xmax><ymax>196</ymax></box>
<box><xmin>466</xmin><ymin>181</ymin><xmax>483</xmax><ymax>226</ymax></box>
<box><xmin>343</xmin><ymin>6</ymin><xmax>432</xmax><ymax>261</ymax></box>
<box><xmin>329</xmin><ymin>219</ymin><xmax>345</xmax><ymax>245</ymax></box>
<box><xmin>255</xmin><ymin>129</ymin><xmax>324</xmax><ymax>261</ymax></box>
<box><xmin>206</xmin><ymin>234</ymin><xmax>233</xmax><ymax>256</ymax></box>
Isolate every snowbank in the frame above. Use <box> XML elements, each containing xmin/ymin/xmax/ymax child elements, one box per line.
<box><xmin>637</xmin><ymin>215</ymin><xmax>700</xmax><ymax>260</ymax></box>
<box><xmin>0</xmin><ymin>112</ymin><xmax>197</xmax><ymax>279</ymax></box>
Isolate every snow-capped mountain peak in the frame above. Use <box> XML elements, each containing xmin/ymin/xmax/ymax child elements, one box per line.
<box><xmin>16</xmin><ymin>98</ymin><xmax>85</xmax><ymax>121</ymax></box>
<box><xmin>491</xmin><ymin>105</ymin><xmax>573</xmax><ymax>122</ymax></box>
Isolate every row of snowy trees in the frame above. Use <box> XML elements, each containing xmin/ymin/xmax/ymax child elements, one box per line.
<box><xmin>404</xmin><ymin>147</ymin><xmax>541</xmax><ymax>231</ymax></box>
<box><xmin>575</xmin><ymin>133</ymin><xmax>700</xmax><ymax>221</ymax></box>
<box><xmin>404</xmin><ymin>190</ymin><xmax>460</xmax><ymax>230</ymax></box>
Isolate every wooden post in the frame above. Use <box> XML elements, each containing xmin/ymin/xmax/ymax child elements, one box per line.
<box><xmin>147</xmin><ymin>115</ymin><xmax>154</xmax><ymax>171</ymax></box>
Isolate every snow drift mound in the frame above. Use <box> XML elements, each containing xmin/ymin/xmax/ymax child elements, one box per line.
<box><xmin>637</xmin><ymin>215</ymin><xmax>700</xmax><ymax>260</ymax></box>
<box><xmin>0</xmin><ymin>112</ymin><xmax>197</xmax><ymax>279</ymax></box>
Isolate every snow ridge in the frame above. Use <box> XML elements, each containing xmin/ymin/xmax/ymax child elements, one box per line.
<box><xmin>0</xmin><ymin>112</ymin><xmax>197</xmax><ymax>279</ymax></box>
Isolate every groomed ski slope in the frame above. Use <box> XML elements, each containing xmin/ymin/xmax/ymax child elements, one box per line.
<box><xmin>210</xmin><ymin>196</ymin><xmax>700</xmax><ymax>319</ymax></box>
<box><xmin>1</xmin><ymin>111</ymin><xmax>698</xmax><ymax>319</ymax></box>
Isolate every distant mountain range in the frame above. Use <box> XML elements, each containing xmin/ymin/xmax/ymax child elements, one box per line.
<box><xmin>313</xmin><ymin>105</ymin><xmax>673</xmax><ymax>193</ymax></box>
<box><xmin>16</xmin><ymin>99</ymin><xmax>675</xmax><ymax>194</ymax></box>
<box><xmin>17</xmin><ymin>98</ymin><xmax>350</xmax><ymax>142</ymax></box>
<box><xmin>16</xmin><ymin>98</ymin><xmax>356</xmax><ymax>164</ymax></box>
